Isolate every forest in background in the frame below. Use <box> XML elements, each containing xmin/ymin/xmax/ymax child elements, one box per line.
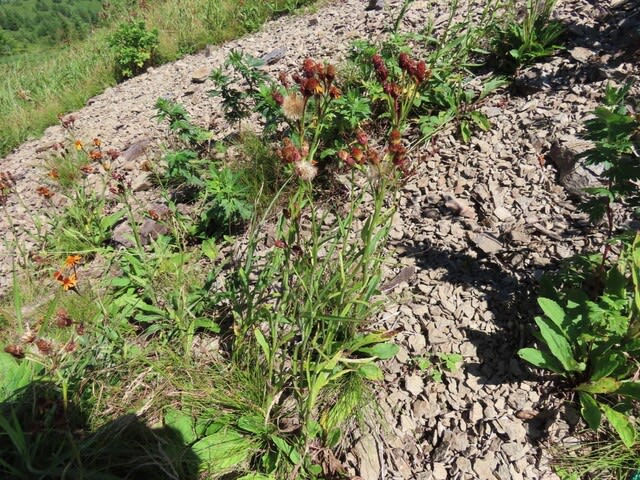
<box><xmin>0</xmin><ymin>0</ymin><xmax>104</xmax><ymax>55</ymax></box>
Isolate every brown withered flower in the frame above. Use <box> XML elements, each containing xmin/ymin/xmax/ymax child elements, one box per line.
<box><xmin>328</xmin><ymin>86</ymin><xmax>341</xmax><ymax>99</ymax></box>
<box><xmin>355</xmin><ymin>129</ymin><xmax>369</xmax><ymax>146</ymax></box>
<box><xmin>278</xmin><ymin>71</ymin><xmax>290</xmax><ymax>87</ymax></box>
<box><xmin>351</xmin><ymin>147</ymin><xmax>364</xmax><ymax>165</ymax></box>
<box><xmin>64</xmin><ymin>341</ymin><xmax>77</xmax><ymax>353</ymax></box>
<box><xmin>4</xmin><ymin>344</ymin><xmax>24</xmax><ymax>359</ymax></box>
<box><xmin>89</xmin><ymin>149</ymin><xmax>103</xmax><ymax>161</ymax></box>
<box><xmin>302</xmin><ymin>58</ymin><xmax>316</xmax><ymax>78</ymax></box>
<box><xmin>106</xmin><ymin>149</ymin><xmax>120</xmax><ymax>160</ymax></box>
<box><xmin>278</xmin><ymin>138</ymin><xmax>302</xmax><ymax>164</ymax></box>
<box><xmin>415</xmin><ymin>61</ymin><xmax>429</xmax><ymax>83</ymax></box>
<box><xmin>20</xmin><ymin>325</ymin><xmax>37</xmax><ymax>344</ymax></box>
<box><xmin>76</xmin><ymin>323</ymin><xmax>85</xmax><ymax>335</ymax></box>
<box><xmin>295</xmin><ymin>160</ymin><xmax>318</xmax><ymax>181</ymax></box>
<box><xmin>56</xmin><ymin>310</ymin><xmax>73</xmax><ymax>328</ymax></box>
<box><xmin>272</xmin><ymin>90</ymin><xmax>284</xmax><ymax>106</ymax></box>
<box><xmin>337</xmin><ymin>150</ymin><xmax>355</xmax><ymax>167</ymax></box>
<box><xmin>35</xmin><ymin>339</ymin><xmax>53</xmax><ymax>355</ymax></box>
<box><xmin>325</xmin><ymin>64</ymin><xmax>336</xmax><ymax>83</ymax></box>
<box><xmin>301</xmin><ymin>78</ymin><xmax>323</xmax><ymax>97</ymax></box>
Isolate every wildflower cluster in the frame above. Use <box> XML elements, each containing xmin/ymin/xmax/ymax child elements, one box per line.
<box><xmin>53</xmin><ymin>254</ymin><xmax>82</xmax><ymax>292</ymax></box>
<box><xmin>275</xmin><ymin>58</ymin><xmax>341</xmax><ymax>182</ymax></box>
<box><xmin>371</xmin><ymin>51</ymin><xmax>430</xmax><ymax>131</ymax></box>
<box><xmin>4</xmin><ymin>309</ymin><xmax>83</xmax><ymax>361</ymax></box>
<box><xmin>337</xmin><ymin>127</ymin><xmax>409</xmax><ymax>177</ymax></box>
<box><xmin>74</xmin><ymin>137</ymin><xmax>120</xmax><ymax>171</ymax></box>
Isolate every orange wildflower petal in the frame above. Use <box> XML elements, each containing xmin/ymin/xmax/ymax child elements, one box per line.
<box><xmin>62</xmin><ymin>273</ymin><xmax>77</xmax><ymax>291</ymax></box>
<box><xmin>75</xmin><ymin>140</ymin><xmax>83</xmax><ymax>151</ymax></box>
<box><xmin>64</xmin><ymin>255</ymin><xmax>82</xmax><ymax>268</ymax></box>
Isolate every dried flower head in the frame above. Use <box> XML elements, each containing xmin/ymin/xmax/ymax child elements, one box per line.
<box><xmin>106</xmin><ymin>149</ymin><xmax>120</xmax><ymax>160</ymax></box>
<box><xmin>4</xmin><ymin>344</ymin><xmax>24</xmax><ymax>359</ymax></box>
<box><xmin>301</xmin><ymin>78</ymin><xmax>323</xmax><ymax>97</ymax></box>
<box><xmin>89</xmin><ymin>149</ymin><xmax>103</xmax><ymax>161</ymax></box>
<box><xmin>278</xmin><ymin>71</ymin><xmax>290</xmax><ymax>87</ymax></box>
<box><xmin>20</xmin><ymin>325</ymin><xmax>37</xmax><ymax>344</ymax></box>
<box><xmin>328</xmin><ymin>86</ymin><xmax>341</xmax><ymax>99</ymax></box>
<box><xmin>35</xmin><ymin>339</ymin><xmax>53</xmax><ymax>355</ymax></box>
<box><xmin>356</xmin><ymin>129</ymin><xmax>369</xmax><ymax>146</ymax></box>
<box><xmin>295</xmin><ymin>160</ymin><xmax>318</xmax><ymax>181</ymax></box>
<box><xmin>56</xmin><ymin>310</ymin><xmax>73</xmax><ymax>328</ymax></box>
<box><xmin>64</xmin><ymin>341</ymin><xmax>77</xmax><ymax>353</ymax></box>
<box><xmin>80</xmin><ymin>164</ymin><xmax>96</xmax><ymax>174</ymax></box>
<box><xmin>93</xmin><ymin>138</ymin><xmax>101</xmax><ymax>147</ymax></box>
<box><xmin>302</xmin><ymin>58</ymin><xmax>316</xmax><ymax>78</ymax></box>
<box><xmin>76</xmin><ymin>323</ymin><xmax>85</xmax><ymax>335</ymax></box>
<box><xmin>351</xmin><ymin>147</ymin><xmax>364</xmax><ymax>165</ymax></box>
<box><xmin>272</xmin><ymin>90</ymin><xmax>284</xmax><ymax>105</ymax></box>
<box><xmin>278</xmin><ymin>139</ymin><xmax>302</xmax><ymax>164</ymax></box>
<box><xmin>325</xmin><ymin>64</ymin><xmax>336</xmax><ymax>82</ymax></box>
<box><xmin>282</xmin><ymin>92</ymin><xmax>305</xmax><ymax>121</ymax></box>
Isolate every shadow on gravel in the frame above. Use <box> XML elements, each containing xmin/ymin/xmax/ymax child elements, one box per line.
<box><xmin>403</xmin><ymin>239</ymin><xmax>540</xmax><ymax>386</ymax></box>
<box><xmin>0</xmin><ymin>381</ymin><xmax>199</xmax><ymax>479</ymax></box>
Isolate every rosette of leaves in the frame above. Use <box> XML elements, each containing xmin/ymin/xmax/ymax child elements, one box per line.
<box><xmin>519</xmin><ymin>234</ymin><xmax>640</xmax><ymax>446</ymax></box>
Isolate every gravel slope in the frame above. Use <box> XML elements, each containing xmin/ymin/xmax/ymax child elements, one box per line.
<box><xmin>1</xmin><ymin>0</ymin><xmax>639</xmax><ymax>478</ymax></box>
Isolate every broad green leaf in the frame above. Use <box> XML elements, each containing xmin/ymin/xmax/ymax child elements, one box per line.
<box><xmin>470</xmin><ymin>111</ymin><xmax>491</xmax><ymax>131</ymax></box>
<box><xmin>192</xmin><ymin>428</ymin><xmax>254</xmax><ymax>470</ymax></box>
<box><xmin>537</xmin><ymin>298</ymin><xmax>566</xmax><ymax>331</ymax></box>
<box><xmin>518</xmin><ymin>348</ymin><xmax>564</xmax><ymax>374</ymax></box>
<box><xmin>358</xmin><ymin>363</ymin><xmax>384</xmax><ymax>381</ymax></box>
<box><xmin>602</xmin><ymin>404</ymin><xmax>636</xmax><ymax>447</ymax></box>
<box><xmin>194</xmin><ymin>318</ymin><xmax>220</xmax><ymax>333</ymax></box>
<box><xmin>237</xmin><ymin>474</ymin><xmax>275</xmax><ymax>480</ymax></box>
<box><xmin>590</xmin><ymin>351</ymin><xmax>624</xmax><ymax>381</ymax></box>
<box><xmin>616</xmin><ymin>382</ymin><xmax>640</xmax><ymax>401</ymax></box>
<box><xmin>357</xmin><ymin>342</ymin><xmax>399</xmax><ymax>360</ymax></box>
<box><xmin>201</xmin><ymin>238</ymin><xmax>218</xmax><ymax>260</ymax></box>
<box><xmin>534</xmin><ymin>315</ymin><xmax>583</xmax><ymax>373</ymax></box>
<box><xmin>164</xmin><ymin>408</ymin><xmax>196</xmax><ymax>444</ymax></box>
<box><xmin>578</xmin><ymin>392</ymin><xmax>601</xmax><ymax>430</ymax></box>
<box><xmin>100</xmin><ymin>209</ymin><xmax>126</xmax><ymax>231</ymax></box>
<box><xmin>576</xmin><ymin>377</ymin><xmax>621</xmax><ymax>394</ymax></box>
<box><xmin>238</xmin><ymin>414</ymin><xmax>266</xmax><ymax>435</ymax></box>
<box><xmin>270</xmin><ymin>435</ymin><xmax>301</xmax><ymax>465</ymax></box>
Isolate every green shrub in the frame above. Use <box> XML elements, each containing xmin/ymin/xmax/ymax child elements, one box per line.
<box><xmin>108</xmin><ymin>20</ymin><xmax>159</xmax><ymax>79</ymax></box>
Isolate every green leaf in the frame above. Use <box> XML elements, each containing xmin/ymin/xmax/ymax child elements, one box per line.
<box><xmin>357</xmin><ymin>342</ymin><xmax>399</xmax><ymax>360</ymax></box>
<box><xmin>578</xmin><ymin>392</ymin><xmax>601</xmax><ymax>430</ymax></box>
<box><xmin>238</xmin><ymin>414</ymin><xmax>266</xmax><ymax>435</ymax></box>
<box><xmin>358</xmin><ymin>363</ymin><xmax>384</xmax><ymax>381</ymax></box>
<box><xmin>164</xmin><ymin>408</ymin><xmax>196</xmax><ymax>444</ymax></box>
<box><xmin>254</xmin><ymin>329</ymin><xmax>270</xmax><ymax>363</ymax></box>
<box><xmin>100</xmin><ymin>209</ymin><xmax>127</xmax><ymax>232</ymax></box>
<box><xmin>270</xmin><ymin>435</ymin><xmax>301</xmax><ymax>465</ymax></box>
<box><xmin>602</xmin><ymin>404</ymin><xmax>636</xmax><ymax>447</ymax></box>
<box><xmin>534</xmin><ymin>315</ymin><xmax>583</xmax><ymax>373</ymax></box>
<box><xmin>518</xmin><ymin>348</ymin><xmax>564</xmax><ymax>374</ymax></box>
<box><xmin>469</xmin><ymin>111</ymin><xmax>491</xmax><ymax>131</ymax></box>
<box><xmin>537</xmin><ymin>297</ymin><xmax>566</xmax><ymax>331</ymax></box>
<box><xmin>237</xmin><ymin>474</ymin><xmax>276</xmax><ymax>480</ymax></box>
<box><xmin>616</xmin><ymin>382</ymin><xmax>640</xmax><ymax>401</ymax></box>
<box><xmin>576</xmin><ymin>377</ymin><xmax>621</xmax><ymax>394</ymax></box>
<box><xmin>192</xmin><ymin>428</ymin><xmax>254</xmax><ymax>469</ymax></box>
<box><xmin>460</xmin><ymin>120</ymin><xmax>471</xmax><ymax>143</ymax></box>
<box><xmin>590</xmin><ymin>351</ymin><xmax>624</xmax><ymax>381</ymax></box>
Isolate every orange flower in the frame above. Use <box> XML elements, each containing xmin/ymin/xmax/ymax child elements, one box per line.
<box><xmin>62</xmin><ymin>273</ymin><xmax>77</xmax><ymax>291</ymax></box>
<box><xmin>93</xmin><ymin>138</ymin><xmax>101</xmax><ymax>147</ymax></box>
<box><xmin>48</xmin><ymin>169</ymin><xmax>59</xmax><ymax>180</ymax></box>
<box><xmin>75</xmin><ymin>140</ymin><xmax>83</xmax><ymax>151</ymax></box>
<box><xmin>89</xmin><ymin>149</ymin><xmax>103</xmax><ymax>161</ymax></box>
<box><xmin>64</xmin><ymin>255</ymin><xmax>82</xmax><ymax>268</ymax></box>
<box><xmin>36</xmin><ymin>186</ymin><xmax>54</xmax><ymax>199</ymax></box>
<box><xmin>54</xmin><ymin>270</ymin><xmax>64</xmax><ymax>282</ymax></box>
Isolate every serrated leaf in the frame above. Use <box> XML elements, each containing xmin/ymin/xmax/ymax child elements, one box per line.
<box><xmin>518</xmin><ymin>348</ymin><xmax>564</xmax><ymax>374</ymax></box>
<box><xmin>578</xmin><ymin>392</ymin><xmax>601</xmax><ymax>430</ymax></box>
<box><xmin>576</xmin><ymin>377</ymin><xmax>621</xmax><ymax>394</ymax></box>
<box><xmin>602</xmin><ymin>404</ymin><xmax>636</xmax><ymax>447</ymax></box>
